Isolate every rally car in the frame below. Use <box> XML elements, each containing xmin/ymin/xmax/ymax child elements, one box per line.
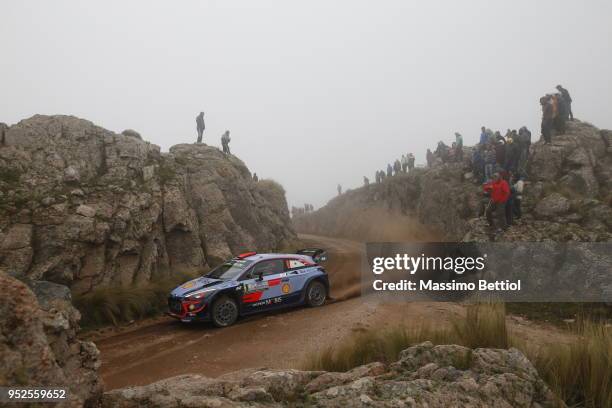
<box><xmin>167</xmin><ymin>250</ymin><xmax>329</xmax><ymax>327</ymax></box>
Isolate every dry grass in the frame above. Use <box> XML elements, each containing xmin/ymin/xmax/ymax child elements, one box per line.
<box><xmin>304</xmin><ymin>302</ymin><xmax>506</xmax><ymax>372</ymax></box>
<box><xmin>533</xmin><ymin>321</ymin><xmax>612</xmax><ymax>408</ymax></box>
<box><xmin>73</xmin><ymin>272</ymin><xmax>195</xmax><ymax>329</ymax></box>
<box><xmin>303</xmin><ymin>302</ymin><xmax>612</xmax><ymax>407</ymax></box>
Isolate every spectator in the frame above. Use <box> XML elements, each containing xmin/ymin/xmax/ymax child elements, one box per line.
<box><xmin>483</xmin><ymin>172</ymin><xmax>511</xmax><ymax>232</ymax></box>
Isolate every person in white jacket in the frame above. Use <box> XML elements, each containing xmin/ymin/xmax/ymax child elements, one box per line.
<box><xmin>513</xmin><ymin>176</ymin><xmax>525</xmax><ymax>219</ymax></box>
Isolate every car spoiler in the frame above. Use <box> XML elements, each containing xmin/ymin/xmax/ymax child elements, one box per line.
<box><xmin>296</xmin><ymin>248</ymin><xmax>328</xmax><ymax>264</ymax></box>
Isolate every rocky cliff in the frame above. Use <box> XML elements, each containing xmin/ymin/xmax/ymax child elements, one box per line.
<box><xmin>0</xmin><ymin>115</ymin><xmax>295</xmax><ymax>295</ymax></box>
<box><xmin>295</xmin><ymin>120</ymin><xmax>612</xmax><ymax>242</ymax></box>
<box><xmin>102</xmin><ymin>341</ymin><xmax>560</xmax><ymax>407</ymax></box>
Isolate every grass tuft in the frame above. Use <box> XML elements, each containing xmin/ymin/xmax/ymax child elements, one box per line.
<box><xmin>534</xmin><ymin>321</ymin><xmax>612</xmax><ymax>408</ymax></box>
<box><xmin>454</xmin><ymin>301</ymin><xmax>508</xmax><ymax>349</ymax></box>
<box><xmin>73</xmin><ymin>272</ymin><xmax>195</xmax><ymax>329</ymax></box>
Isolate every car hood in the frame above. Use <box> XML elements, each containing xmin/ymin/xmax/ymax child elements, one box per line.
<box><xmin>170</xmin><ymin>276</ymin><xmax>229</xmax><ymax>297</ymax></box>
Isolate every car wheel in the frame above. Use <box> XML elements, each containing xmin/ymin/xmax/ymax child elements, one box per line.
<box><xmin>305</xmin><ymin>281</ymin><xmax>326</xmax><ymax>307</ymax></box>
<box><xmin>211</xmin><ymin>296</ymin><xmax>238</xmax><ymax>327</ymax></box>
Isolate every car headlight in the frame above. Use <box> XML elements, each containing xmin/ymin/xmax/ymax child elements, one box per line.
<box><xmin>185</xmin><ymin>288</ymin><xmax>215</xmax><ymax>300</ymax></box>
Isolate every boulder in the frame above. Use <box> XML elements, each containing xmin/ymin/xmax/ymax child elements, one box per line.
<box><xmin>121</xmin><ymin>129</ymin><xmax>142</xmax><ymax>140</ymax></box>
<box><xmin>0</xmin><ymin>272</ymin><xmax>102</xmax><ymax>407</ymax></box>
<box><xmin>63</xmin><ymin>165</ymin><xmax>80</xmax><ymax>183</ymax></box>
<box><xmin>535</xmin><ymin>193</ymin><xmax>571</xmax><ymax>218</ymax></box>
<box><xmin>76</xmin><ymin>204</ymin><xmax>96</xmax><ymax>218</ymax></box>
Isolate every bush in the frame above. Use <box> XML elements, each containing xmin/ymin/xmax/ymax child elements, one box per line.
<box><xmin>73</xmin><ymin>272</ymin><xmax>195</xmax><ymax>329</ymax></box>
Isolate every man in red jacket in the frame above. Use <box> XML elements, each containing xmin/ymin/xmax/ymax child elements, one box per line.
<box><xmin>483</xmin><ymin>172</ymin><xmax>511</xmax><ymax>231</ymax></box>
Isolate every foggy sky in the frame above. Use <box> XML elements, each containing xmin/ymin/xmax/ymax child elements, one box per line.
<box><xmin>2</xmin><ymin>1</ymin><xmax>611</xmax><ymax>209</ymax></box>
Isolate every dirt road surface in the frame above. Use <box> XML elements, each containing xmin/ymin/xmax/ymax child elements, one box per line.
<box><xmin>93</xmin><ymin>234</ymin><xmax>569</xmax><ymax>390</ymax></box>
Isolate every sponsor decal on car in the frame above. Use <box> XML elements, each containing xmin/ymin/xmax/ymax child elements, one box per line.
<box><xmin>244</xmin><ymin>281</ymin><xmax>268</xmax><ymax>293</ymax></box>
<box><xmin>282</xmin><ymin>283</ymin><xmax>291</xmax><ymax>294</ymax></box>
<box><xmin>181</xmin><ymin>281</ymin><xmax>195</xmax><ymax>289</ymax></box>
<box><xmin>251</xmin><ymin>296</ymin><xmax>283</xmax><ymax>307</ymax></box>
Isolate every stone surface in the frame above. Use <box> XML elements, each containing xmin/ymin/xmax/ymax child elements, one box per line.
<box><xmin>535</xmin><ymin>193</ymin><xmax>571</xmax><ymax>218</ymax></box>
<box><xmin>0</xmin><ymin>271</ymin><xmax>102</xmax><ymax>407</ymax></box>
<box><xmin>0</xmin><ymin>115</ymin><xmax>295</xmax><ymax>294</ymax></box>
<box><xmin>102</xmin><ymin>342</ymin><xmax>561</xmax><ymax>407</ymax></box>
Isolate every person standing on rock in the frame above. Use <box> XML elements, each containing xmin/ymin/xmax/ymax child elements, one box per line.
<box><xmin>401</xmin><ymin>154</ymin><xmax>408</xmax><ymax>173</ymax></box>
<box><xmin>556</xmin><ymin>85</ymin><xmax>573</xmax><ymax>120</ymax></box>
<box><xmin>337</xmin><ymin>184</ymin><xmax>342</xmax><ymax>195</ymax></box>
<box><xmin>483</xmin><ymin>172</ymin><xmax>510</xmax><ymax>232</ymax></box>
<box><xmin>540</xmin><ymin>96</ymin><xmax>554</xmax><ymax>144</ymax></box>
<box><xmin>504</xmin><ymin>137</ymin><xmax>519</xmax><ymax>173</ymax></box>
<box><xmin>253</xmin><ymin>173</ymin><xmax>259</xmax><ymax>182</ymax></box>
<box><xmin>363</xmin><ymin>176</ymin><xmax>369</xmax><ymax>186</ymax></box>
<box><xmin>455</xmin><ymin>133</ymin><xmax>464</xmax><ymax>161</ymax></box>
<box><xmin>393</xmin><ymin>159</ymin><xmax>402</xmax><ymax>176</ymax></box>
<box><xmin>387</xmin><ymin>163</ymin><xmax>393</xmax><ymax>177</ymax></box>
<box><xmin>479</xmin><ymin>127</ymin><xmax>488</xmax><ymax>145</ymax></box>
<box><xmin>516</xmin><ymin>129</ymin><xmax>529</xmax><ymax>176</ymax></box>
<box><xmin>513</xmin><ymin>175</ymin><xmax>524</xmax><ymax>220</ymax></box>
<box><xmin>196</xmin><ymin>112</ymin><xmax>205</xmax><ymax>143</ymax></box>
<box><xmin>407</xmin><ymin>153</ymin><xmax>415</xmax><ymax>171</ymax></box>
<box><xmin>483</xmin><ymin>144</ymin><xmax>496</xmax><ymax>182</ymax></box>
<box><xmin>426</xmin><ymin>149</ymin><xmax>434</xmax><ymax>168</ymax></box>
<box><xmin>380</xmin><ymin>169</ymin><xmax>386</xmax><ymax>181</ymax></box>
<box><xmin>495</xmin><ymin>140</ymin><xmax>506</xmax><ymax>172</ymax></box>
<box><xmin>221</xmin><ymin>130</ymin><xmax>231</xmax><ymax>154</ymax></box>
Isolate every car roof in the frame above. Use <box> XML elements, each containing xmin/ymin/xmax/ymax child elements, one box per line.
<box><xmin>239</xmin><ymin>253</ymin><xmax>308</xmax><ymax>262</ymax></box>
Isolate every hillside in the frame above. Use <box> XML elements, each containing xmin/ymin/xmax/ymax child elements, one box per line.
<box><xmin>294</xmin><ymin>120</ymin><xmax>612</xmax><ymax>242</ymax></box>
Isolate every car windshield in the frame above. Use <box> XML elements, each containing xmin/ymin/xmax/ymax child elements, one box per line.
<box><xmin>206</xmin><ymin>259</ymin><xmax>253</xmax><ymax>280</ymax></box>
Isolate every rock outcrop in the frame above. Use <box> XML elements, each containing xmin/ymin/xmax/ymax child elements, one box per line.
<box><xmin>0</xmin><ymin>271</ymin><xmax>102</xmax><ymax>406</ymax></box>
<box><xmin>295</xmin><ymin>120</ymin><xmax>612</xmax><ymax>242</ymax></box>
<box><xmin>102</xmin><ymin>342</ymin><xmax>561</xmax><ymax>407</ymax></box>
<box><xmin>0</xmin><ymin>115</ymin><xmax>295</xmax><ymax>295</ymax></box>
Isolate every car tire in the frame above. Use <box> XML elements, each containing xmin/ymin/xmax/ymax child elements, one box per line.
<box><xmin>305</xmin><ymin>281</ymin><xmax>326</xmax><ymax>307</ymax></box>
<box><xmin>211</xmin><ymin>296</ymin><xmax>239</xmax><ymax>327</ymax></box>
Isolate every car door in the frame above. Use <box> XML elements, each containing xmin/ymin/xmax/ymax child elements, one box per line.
<box><xmin>239</xmin><ymin>259</ymin><xmax>286</xmax><ymax>313</ymax></box>
<box><xmin>283</xmin><ymin>258</ymin><xmax>314</xmax><ymax>304</ymax></box>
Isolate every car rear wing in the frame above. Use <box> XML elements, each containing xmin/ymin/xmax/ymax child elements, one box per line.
<box><xmin>296</xmin><ymin>248</ymin><xmax>328</xmax><ymax>264</ymax></box>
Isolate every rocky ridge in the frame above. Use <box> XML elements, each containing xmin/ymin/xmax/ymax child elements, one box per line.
<box><xmin>294</xmin><ymin>120</ymin><xmax>612</xmax><ymax>242</ymax></box>
<box><xmin>0</xmin><ymin>115</ymin><xmax>295</xmax><ymax>295</ymax></box>
<box><xmin>102</xmin><ymin>341</ymin><xmax>560</xmax><ymax>407</ymax></box>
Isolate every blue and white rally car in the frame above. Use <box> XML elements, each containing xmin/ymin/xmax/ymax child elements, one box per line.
<box><xmin>168</xmin><ymin>249</ymin><xmax>329</xmax><ymax>327</ymax></box>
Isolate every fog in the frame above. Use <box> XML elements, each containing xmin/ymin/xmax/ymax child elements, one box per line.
<box><xmin>2</xmin><ymin>1</ymin><xmax>611</xmax><ymax>209</ymax></box>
